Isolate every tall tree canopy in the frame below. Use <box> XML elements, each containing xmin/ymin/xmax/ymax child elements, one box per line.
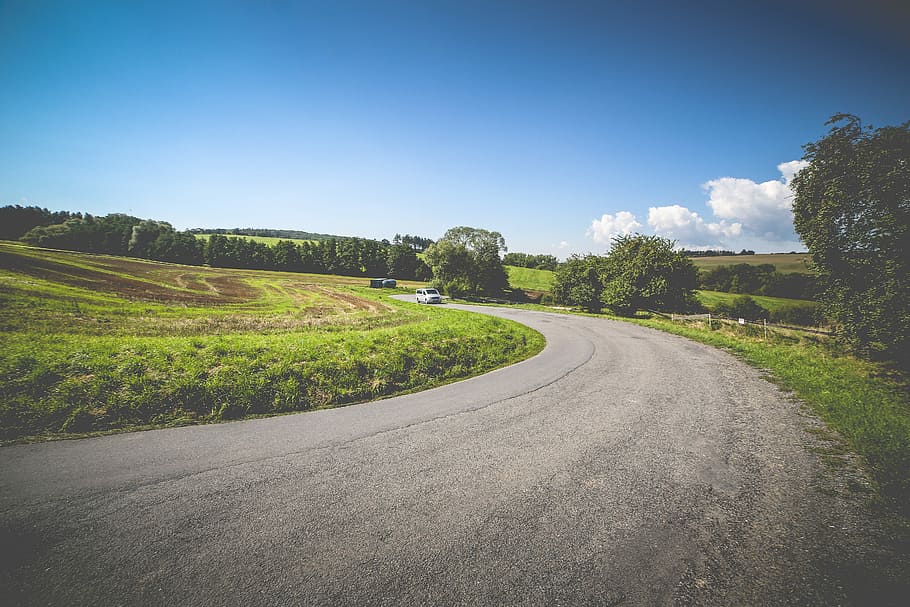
<box><xmin>424</xmin><ymin>226</ymin><xmax>509</xmax><ymax>296</ymax></box>
<box><xmin>791</xmin><ymin>114</ymin><xmax>909</xmax><ymax>365</ymax></box>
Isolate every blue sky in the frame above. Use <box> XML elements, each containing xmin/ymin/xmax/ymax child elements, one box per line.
<box><xmin>1</xmin><ymin>0</ymin><xmax>908</xmax><ymax>255</ymax></box>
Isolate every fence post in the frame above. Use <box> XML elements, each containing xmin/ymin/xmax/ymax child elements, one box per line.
<box><xmin>763</xmin><ymin>318</ymin><xmax>768</xmax><ymax>340</ymax></box>
<box><xmin>707</xmin><ymin>313</ymin><xmax>711</xmax><ymax>330</ymax></box>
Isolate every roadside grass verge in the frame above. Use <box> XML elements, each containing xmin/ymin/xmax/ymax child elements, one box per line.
<box><xmin>0</xmin><ymin>243</ymin><xmax>544</xmax><ymax>442</ymax></box>
<box><xmin>0</xmin><ymin>310</ymin><xmax>543</xmax><ymax>441</ymax></box>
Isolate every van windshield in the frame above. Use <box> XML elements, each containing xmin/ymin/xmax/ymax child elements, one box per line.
<box><xmin>426</xmin><ymin>289</ymin><xmax>439</xmax><ymax>295</ymax></box>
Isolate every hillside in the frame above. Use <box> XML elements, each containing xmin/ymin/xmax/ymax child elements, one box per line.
<box><xmin>689</xmin><ymin>253</ymin><xmax>813</xmax><ymax>274</ymax></box>
<box><xmin>0</xmin><ymin>242</ymin><xmax>543</xmax><ymax>441</ymax></box>
<box><xmin>194</xmin><ymin>233</ymin><xmax>315</xmax><ymax>246</ymax></box>
<box><xmin>505</xmin><ymin>265</ymin><xmax>554</xmax><ymax>293</ymax></box>
<box><xmin>188</xmin><ymin>228</ymin><xmax>350</xmax><ymax>241</ymax></box>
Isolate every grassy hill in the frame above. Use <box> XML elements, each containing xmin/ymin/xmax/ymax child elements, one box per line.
<box><xmin>0</xmin><ymin>242</ymin><xmax>543</xmax><ymax>441</ymax></box>
<box><xmin>505</xmin><ymin>265</ymin><xmax>554</xmax><ymax>293</ymax></box>
<box><xmin>689</xmin><ymin>253</ymin><xmax>813</xmax><ymax>274</ymax></box>
<box><xmin>696</xmin><ymin>290</ymin><xmax>819</xmax><ymax>315</ymax></box>
<box><xmin>193</xmin><ymin>233</ymin><xmax>316</xmax><ymax>245</ymax></box>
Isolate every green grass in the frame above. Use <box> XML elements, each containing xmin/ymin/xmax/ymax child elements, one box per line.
<box><xmin>505</xmin><ymin>265</ymin><xmax>554</xmax><ymax>292</ymax></box>
<box><xmin>0</xmin><ymin>242</ymin><xmax>544</xmax><ymax>442</ymax></box>
<box><xmin>696</xmin><ymin>290</ymin><xmax>819</xmax><ymax>313</ymax></box>
<box><xmin>690</xmin><ymin>253</ymin><xmax>814</xmax><ymax>273</ymax></box>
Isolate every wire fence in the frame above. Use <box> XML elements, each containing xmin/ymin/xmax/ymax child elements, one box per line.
<box><xmin>665</xmin><ymin>311</ymin><xmax>832</xmax><ymax>336</ymax></box>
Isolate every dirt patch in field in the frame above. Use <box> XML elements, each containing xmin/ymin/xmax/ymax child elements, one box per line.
<box><xmin>317</xmin><ymin>287</ymin><xmax>387</xmax><ymax>313</ymax></box>
<box><xmin>0</xmin><ymin>251</ymin><xmax>248</xmax><ymax>305</ymax></box>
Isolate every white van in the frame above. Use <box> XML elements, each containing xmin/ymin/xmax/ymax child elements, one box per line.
<box><xmin>416</xmin><ymin>288</ymin><xmax>442</xmax><ymax>304</ymax></box>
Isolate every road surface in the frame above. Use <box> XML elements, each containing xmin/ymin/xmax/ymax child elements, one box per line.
<box><xmin>0</xmin><ymin>302</ymin><xmax>904</xmax><ymax>605</ymax></box>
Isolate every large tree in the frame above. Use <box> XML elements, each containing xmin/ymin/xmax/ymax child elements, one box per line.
<box><xmin>424</xmin><ymin>226</ymin><xmax>509</xmax><ymax>296</ymax></box>
<box><xmin>600</xmin><ymin>234</ymin><xmax>698</xmax><ymax>315</ymax></box>
<box><xmin>791</xmin><ymin>114</ymin><xmax>909</xmax><ymax>365</ymax></box>
<box><xmin>551</xmin><ymin>254</ymin><xmax>609</xmax><ymax>312</ymax></box>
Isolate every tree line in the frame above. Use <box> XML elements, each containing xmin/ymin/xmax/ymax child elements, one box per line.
<box><xmin>3</xmin><ymin>207</ymin><xmax>431</xmax><ymax>280</ymax></box>
<box><xmin>681</xmin><ymin>248</ymin><xmax>757</xmax><ymax>257</ymax></box>
<box><xmin>502</xmin><ymin>252</ymin><xmax>560</xmax><ymax>271</ymax></box>
<box><xmin>392</xmin><ymin>233</ymin><xmax>435</xmax><ymax>252</ymax></box>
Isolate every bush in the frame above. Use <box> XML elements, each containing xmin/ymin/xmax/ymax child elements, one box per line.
<box><xmin>769</xmin><ymin>303</ymin><xmax>823</xmax><ymax>327</ymax></box>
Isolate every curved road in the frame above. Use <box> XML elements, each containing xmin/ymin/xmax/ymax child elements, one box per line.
<box><xmin>0</xmin><ymin>302</ymin><xmax>902</xmax><ymax>605</ymax></box>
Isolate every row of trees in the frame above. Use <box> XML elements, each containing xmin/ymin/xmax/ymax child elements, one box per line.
<box><xmin>392</xmin><ymin>233</ymin><xmax>435</xmax><ymax>252</ymax></box>
<box><xmin>205</xmin><ymin>233</ymin><xmax>430</xmax><ymax>279</ymax></box>
<box><xmin>502</xmin><ymin>252</ymin><xmax>560</xmax><ymax>271</ymax></box>
<box><xmin>698</xmin><ymin>263</ymin><xmax>818</xmax><ymax>300</ymax></box>
<box><xmin>12</xmin><ymin>211</ymin><xmax>431</xmax><ymax>280</ymax></box>
<box><xmin>0</xmin><ymin>205</ymin><xmax>79</xmax><ymax>241</ymax></box>
<box><xmin>681</xmin><ymin>248</ymin><xmax>756</xmax><ymax>257</ymax></box>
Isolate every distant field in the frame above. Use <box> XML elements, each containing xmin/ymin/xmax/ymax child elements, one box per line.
<box><xmin>696</xmin><ymin>290</ymin><xmax>819</xmax><ymax>314</ymax></box>
<box><xmin>690</xmin><ymin>253</ymin><xmax>813</xmax><ymax>274</ymax></box>
<box><xmin>194</xmin><ymin>233</ymin><xmax>315</xmax><ymax>245</ymax></box>
<box><xmin>506</xmin><ymin>265</ymin><xmax>554</xmax><ymax>292</ymax></box>
<box><xmin>0</xmin><ymin>242</ymin><xmax>543</xmax><ymax>441</ymax></box>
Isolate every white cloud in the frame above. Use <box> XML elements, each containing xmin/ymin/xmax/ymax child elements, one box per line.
<box><xmin>557</xmin><ymin>240</ymin><xmax>569</xmax><ymax>249</ymax></box>
<box><xmin>703</xmin><ymin>161</ymin><xmax>806</xmax><ymax>241</ymax></box>
<box><xmin>588</xmin><ymin>211</ymin><xmax>642</xmax><ymax>244</ymax></box>
<box><xmin>777</xmin><ymin>160</ymin><xmax>809</xmax><ymax>184</ymax></box>
<box><xmin>646</xmin><ymin>204</ymin><xmax>741</xmax><ymax>246</ymax></box>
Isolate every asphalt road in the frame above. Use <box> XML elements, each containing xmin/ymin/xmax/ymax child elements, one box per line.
<box><xmin>0</xmin><ymin>302</ymin><xmax>905</xmax><ymax>606</ymax></box>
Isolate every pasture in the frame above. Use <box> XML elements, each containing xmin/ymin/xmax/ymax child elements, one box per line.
<box><xmin>505</xmin><ymin>265</ymin><xmax>554</xmax><ymax>293</ymax></box>
<box><xmin>193</xmin><ymin>233</ymin><xmax>315</xmax><ymax>245</ymax></box>
<box><xmin>0</xmin><ymin>242</ymin><xmax>543</xmax><ymax>441</ymax></box>
<box><xmin>696</xmin><ymin>290</ymin><xmax>819</xmax><ymax>314</ymax></box>
<box><xmin>689</xmin><ymin>253</ymin><xmax>813</xmax><ymax>274</ymax></box>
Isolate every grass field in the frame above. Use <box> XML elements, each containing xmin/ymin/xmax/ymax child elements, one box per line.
<box><xmin>0</xmin><ymin>242</ymin><xmax>543</xmax><ymax>442</ymax></box>
<box><xmin>505</xmin><ymin>265</ymin><xmax>554</xmax><ymax>293</ymax></box>
<box><xmin>689</xmin><ymin>253</ymin><xmax>814</xmax><ymax>273</ymax></box>
<box><xmin>193</xmin><ymin>233</ymin><xmax>316</xmax><ymax>245</ymax></box>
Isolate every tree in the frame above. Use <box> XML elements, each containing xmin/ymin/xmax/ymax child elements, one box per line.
<box><xmin>386</xmin><ymin>243</ymin><xmax>420</xmax><ymax>279</ymax></box>
<box><xmin>424</xmin><ymin>226</ymin><xmax>509</xmax><ymax>296</ymax></box>
<box><xmin>600</xmin><ymin>234</ymin><xmax>699</xmax><ymax>315</ymax></box>
<box><xmin>128</xmin><ymin>220</ymin><xmax>172</xmax><ymax>258</ymax></box>
<box><xmin>551</xmin><ymin>255</ymin><xmax>608</xmax><ymax>312</ymax></box>
<box><xmin>791</xmin><ymin>114</ymin><xmax>909</xmax><ymax>365</ymax></box>
<box><xmin>424</xmin><ymin>239</ymin><xmax>474</xmax><ymax>294</ymax></box>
